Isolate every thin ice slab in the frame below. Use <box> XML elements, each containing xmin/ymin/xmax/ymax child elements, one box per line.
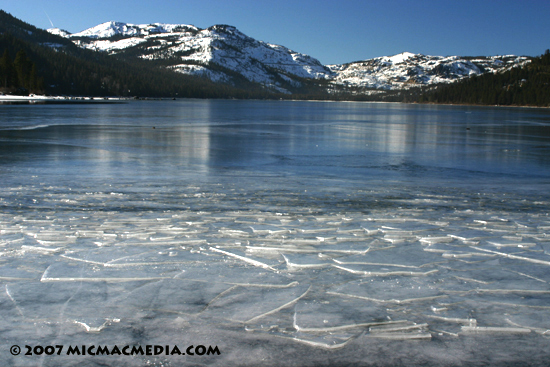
<box><xmin>202</xmin><ymin>283</ymin><xmax>311</xmax><ymax>323</ymax></box>
<box><xmin>293</xmin><ymin>297</ymin><xmax>388</xmax><ymax>332</ymax></box>
<box><xmin>328</xmin><ymin>277</ymin><xmax>446</xmax><ymax>304</ymax></box>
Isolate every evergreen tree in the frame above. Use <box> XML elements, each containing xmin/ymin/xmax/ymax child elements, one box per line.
<box><xmin>0</xmin><ymin>49</ymin><xmax>15</xmax><ymax>89</ymax></box>
<box><xmin>417</xmin><ymin>50</ymin><xmax>550</xmax><ymax>107</ymax></box>
<box><xmin>13</xmin><ymin>49</ymin><xmax>32</xmax><ymax>90</ymax></box>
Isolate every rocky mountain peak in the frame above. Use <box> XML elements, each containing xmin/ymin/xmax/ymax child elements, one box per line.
<box><xmin>49</xmin><ymin>22</ymin><xmax>531</xmax><ymax>94</ymax></box>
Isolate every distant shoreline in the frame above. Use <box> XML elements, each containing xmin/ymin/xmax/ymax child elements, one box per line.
<box><xmin>1</xmin><ymin>94</ymin><xmax>547</xmax><ymax>109</ymax></box>
<box><xmin>412</xmin><ymin>101</ymin><xmax>550</xmax><ymax>109</ymax></box>
<box><xmin>0</xmin><ymin>94</ymin><xmax>128</xmax><ymax>104</ymax></box>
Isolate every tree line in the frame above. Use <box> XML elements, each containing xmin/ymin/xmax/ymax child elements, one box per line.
<box><xmin>0</xmin><ymin>30</ymin><xmax>270</xmax><ymax>98</ymax></box>
<box><xmin>0</xmin><ymin>49</ymin><xmax>44</xmax><ymax>94</ymax></box>
<box><xmin>0</xmin><ymin>10</ymin><xmax>548</xmax><ymax>105</ymax></box>
<box><xmin>0</xmin><ymin>10</ymin><xmax>278</xmax><ymax>99</ymax></box>
<box><xmin>417</xmin><ymin>50</ymin><xmax>550</xmax><ymax>107</ymax></box>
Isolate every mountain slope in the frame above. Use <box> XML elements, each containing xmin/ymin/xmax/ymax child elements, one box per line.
<box><xmin>52</xmin><ymin>21</ymin><xmax>333</xmax><ymax>94</ymax></box>
<box><xmin>0</xmin><ymin>11</ymin><xmax>281</xmax><ymax>98</ymax></box>
<box><xmin>51</xmin><ymin>21</ymin><xmax>532</xmax><ymax>94</ymax></box>
<box><xmin>2</xmin><ymin>11</ymin><xmax>541</xmax><ymax>102</ymax></box>
<box><xmin>417</xmin><ymin>50</ymin><xmax>550</xmax><ymax>107</ymax></box>
<box><xmin>327</xmin><ymin>52</ymin><xmax>531</xmax><ymax>91</ymax></box>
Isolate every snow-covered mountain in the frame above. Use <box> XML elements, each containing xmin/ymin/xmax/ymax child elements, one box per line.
<box><xmin>328</xmin><ymin>52</ymin><xmax>531</xmax><ymax>90</ymax></box>
<box><xmin>49</xmin><ymin>22</ymin><xmax>531</xmax><ymax>94</ymax></box>
<box><xmin>50</xmin><ymin>21</ymin><xmax>333</xmax><ymax>94</ymax></box>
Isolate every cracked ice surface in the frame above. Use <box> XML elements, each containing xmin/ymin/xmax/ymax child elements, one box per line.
<box><xmin>2</xmin><ymin>181</ymin><xmax>550</xmax><ymax>366</ymax></box>
<box><xmin>1</xmin><ymin>101</ymin><xmax>550</xmax><ymax>366</ymax></box>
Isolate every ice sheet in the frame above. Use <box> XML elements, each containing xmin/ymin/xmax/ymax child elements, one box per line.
<box><xmin>3</xmin><ymin>191</ymin><xmax>550</xmax><ymax>358</ymax></box>
<box><xmin>2</xmin><ymin>101</ymin><xmax>550</xmax><ymax>365</ymax></box>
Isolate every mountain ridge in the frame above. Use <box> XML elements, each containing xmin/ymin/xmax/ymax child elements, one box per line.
<box><xmin>328</xmin><ymin>52</ymin><xmax>531</xmax><ymax>91</ymax></box>
<box><xmin>49</xmin><ymin>21</ymin><xmax>333</xmax><ymax>94</ymax></box>
<box><xmin>0</xmin><ymin>10</ymin><xmax>265</xmax><ymax>98</ymax></box>
<box><xmin>49</xmin><ymin>21</ymin><xmax>531</xmax><ymax>94</ymax></box>
<box><xmin>1</xmin><ymin>10</ymin><xmax>540</xmax><ymax>102</ymax></box>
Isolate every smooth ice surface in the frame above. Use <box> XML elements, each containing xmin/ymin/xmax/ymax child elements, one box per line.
<box><xmin>1</xmin><ymin>100</ymin><xmax>550</xmax><ymax>366</ymax></box>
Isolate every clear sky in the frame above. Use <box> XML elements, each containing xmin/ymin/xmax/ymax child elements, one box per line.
<box><xmin>2</xmin><ymin>0</ymin><xmax>550</xmax><ymax>65</ymax></box>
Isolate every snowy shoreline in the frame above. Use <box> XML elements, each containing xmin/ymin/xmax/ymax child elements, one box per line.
<box><xmin>1</xmin><ymin>94</ymin><xmax>547</xmax><ymax>108</ymax></box>
<box><xmin>0</xmin><ymin>94</ymin><xmax>128</xmax><ymax>103</ymax></box>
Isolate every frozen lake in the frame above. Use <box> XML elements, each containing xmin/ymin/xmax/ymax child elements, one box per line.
<box><xmin>1</xmin><ymin>100</ymin><xmax>550</xmax><ymax>366</ymax></box>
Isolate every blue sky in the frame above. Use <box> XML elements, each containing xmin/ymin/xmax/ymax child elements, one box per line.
<box><xmin>2</xmin><ymin>0</ymin><xmax>549</xmax><ymax>65</ymax></box>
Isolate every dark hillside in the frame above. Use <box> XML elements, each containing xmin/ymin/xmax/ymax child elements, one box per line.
<box><xmin>418</xmin><ymin>50</ymin><xmax>550</xmax><ymax>107</ymax></box>
<box><xmin>0</xmin><ymin>10</ymin><xmax>272</xmax><ymax>98</ymax></box>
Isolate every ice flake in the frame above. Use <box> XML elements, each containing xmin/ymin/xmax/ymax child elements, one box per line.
<box><xmin>282</xmin><ymin>253</ymin><xmax>331</xmax><ymax>270</ymax></box>
<box><xmin>283</xmin><ymin>332</ymin><xmax>355</xmax><ymax>349</ymax></box>
<box><xmin>210</xmin><ymin>247</ymin><xmax>280</xmax><ymax>271</ymax></box>
<box><xmin>448</xmin><ymin>229</ymin><xmax>494</xmax><ymax>243</ymax></box>
<box><xmin>106</xmin><ymin>249</ymin><xmax>215</xmax><ymax>267</ymax></box>
<box><xmin>73</xmin><ymin>317</ymin><xmax>120</xmax><ymax>333</ymax></box>
<box><xmin>364</xmin><ymin>331</ymin><xmax>432</xmax><ymax>340</ymax></box>
<box><xmin>203</xmin><ymin>284</ymin><xmax>310</xmax><ymax>323</ymax></box>
<box><xmin>110</xmin><ymin>278</ymin><xmax>234</xmax><ymax>315</ymax></box>
<box><xmin>460</xmin><ymin>326</ymin><xmax>531</xmax><ymax>335</ymax></box>
<box><xmin>470</xmin><ymin>246</ymin><xmax>550</xmax><ymax>266</ymax></box>
<box><xmin>40</xmin><ymin>262</ymin><xmax>174</xmax><ymax>282</ymax></box>
<box><xmin>4</xmin><ymin>282</ymin><xmax>128</xmax><ymax>322</ymax></box>
<box><xmin>328</xmin><ymin>278</ymin><xmax>446</xmax><ymax>304</ymax></box>
<box><xmin>21</xmin><ymin>245</ymin><xmax>63</xmax><ymax>254</ymax></box>
<box><xmin>60</xmin><ymin>246</ymin><xmax>149</xmax><ymax>265</ymax></box>
<box><xmin>419</xmin><ymin>236</ymin><xmax>454</xmax><ymax>245</ymax></box>
<box><xmin>487</xmin><ymin>237</ymin><xmax>537</xmax><ymax>248</ymax></box>
<box><xmin>367</xmin><ymin>321</ymin><xmax>431</xmax><ymax>340</ymax></box>
<box><xmin>332</xmin><ymin>264</ymin><xmax>438</xmax><ymax>277</ymax></box>
<box><xmin>292</xmin><ymin>297</ymin><xmax>387</xmax><ymax>332</ymax></box>
<box><xmin>333</xmin><ymin>247</ymin><xmax>442</xmax><ymax>268</ymax></box>
<box><xmin>249</xmin><ymin>224</ymin><xmax>289</xmax><ymax>236</ymax></box>
<box><xmin>505</xmin><ymin>311</ymin><xmax>550</xmax><ymax>335</ymax></box>
<box><xmin>174</xmin><ymin>261</ymin><xmax>294</xmax><ymax>287</ymax></box>
<box><xmin>246</xmin><ymin>244</ymin><xmax>369</xmax><ymax>255</ymax></box>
